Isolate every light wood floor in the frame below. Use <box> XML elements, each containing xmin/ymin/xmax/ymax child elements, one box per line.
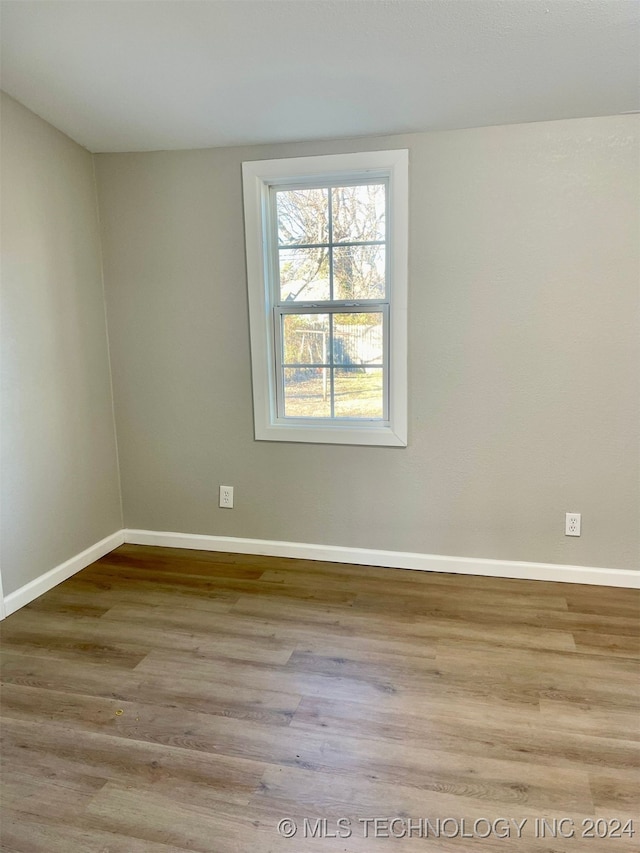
<box><xmin>1</xmin><ymin>545</ymin><xmax>638</xmax><ymax>852</ymax></box>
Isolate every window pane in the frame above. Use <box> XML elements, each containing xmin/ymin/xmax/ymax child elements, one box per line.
<box><xmin>333</xmin><ymin>313</ymin><xmax>383</xmax><ymax>366</ymax></box>
<box><xmin>282</xmin><ymin>314</ymin><xmax>329</xmax><ymax>365</ymax></box>
<box><xmin>283</xmin><ymin>368</ymin><xmax>331</xmax><ymax>418</ymax></box>
<box><xmin>279</xmin><ymin>247</ymin><xmax>330</xmax><ymax>302</ymax></box>
<box><xmin>333</xmin><ymin>367</ymin><xmax>384</xmax><ymax>419</ymax></box>
<box><xmin>332</xmin><ymin>183</ymin><xmax>385</xmax><ymax>243</ymax></box>
<box><xmin>277</xmin><ymin>188</ymin><xmax>329</xmax><ymax>246</ymax></box>
<box><xmin>333</xmin><ymin>244</ymin><xmax>386</xmax><ymax>300</ymax></box>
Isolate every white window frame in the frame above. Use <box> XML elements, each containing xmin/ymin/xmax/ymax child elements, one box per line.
<box><xmin>242</xmin><ymin>149</ymin><xmax>408</xmax><ymax>447</ymax></box>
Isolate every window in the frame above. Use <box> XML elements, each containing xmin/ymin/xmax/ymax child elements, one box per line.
<box><xmin>242</xmin><ymin>149</ymin><xmax>408</xmax><ymax>446</ymax></box>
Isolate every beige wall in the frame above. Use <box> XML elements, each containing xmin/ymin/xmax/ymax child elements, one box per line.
<box><xmin>0</xmin><ymin>93</ymin><xmax>122</xmax><ymax>596</ymax></box>
<box><xmin>92</xmin><ymin>115</ymin><xmax>637</xmax><ymax>572</ymax></box>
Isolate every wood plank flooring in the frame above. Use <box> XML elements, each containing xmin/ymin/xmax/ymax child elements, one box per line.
<box><xmin>1</xmin><ymin>544</ymin><xmax>638</xmax><ymax>852</ymax></box>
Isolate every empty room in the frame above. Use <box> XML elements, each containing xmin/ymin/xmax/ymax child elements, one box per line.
<box><xmin>0</xmin><ymin>1</ymin><xmax>638</xmax><ymax>851</ymax></box>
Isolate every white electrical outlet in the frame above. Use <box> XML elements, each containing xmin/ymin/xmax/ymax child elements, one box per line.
<box><xmin>565</xmin><ymin>512</ymin><xmax>581</xmax><ymax>536</ymax></box>
<box><xmin>219</xmin><ymin>485</ymin><xmax>234</xmax><ymax>508</ymax></box>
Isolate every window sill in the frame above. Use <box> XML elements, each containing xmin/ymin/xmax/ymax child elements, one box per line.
<box><xmin>255</xmin><ymin>422</ymin><xmax>407</xmax><ymax>447</ymax></box>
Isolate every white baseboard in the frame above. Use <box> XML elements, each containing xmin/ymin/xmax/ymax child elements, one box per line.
<box><xmin>2</xmin><ymin>530</ymin><xmax>125</xmax><ymax>618</ymax></box>
<box><xmin>124</xmin><ymin>529</ymin><xmax>640</xmax><ymax>588</ymax></box>
<box><xmin>2</xmin><ymin>527</ymin><xmax>635</xmax><ymax>619</ymax></box>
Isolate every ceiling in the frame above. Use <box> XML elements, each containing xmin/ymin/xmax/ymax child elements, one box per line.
<box><xmin>1</xmin><ymin>0</ymin><xmax>638</xmax><ymax>153</ymax></box>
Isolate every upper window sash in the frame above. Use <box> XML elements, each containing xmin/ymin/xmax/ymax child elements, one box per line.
<box><xmin>268</xmin><ymin>177</ymin><xmax>390</xmax><ymax>306</ymax></box>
